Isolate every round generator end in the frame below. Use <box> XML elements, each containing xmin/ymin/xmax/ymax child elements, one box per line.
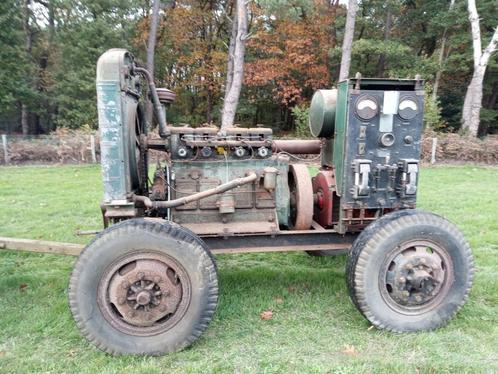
<box><xmin>309</xmin><ymin>89</ymin><xmax>337</xmax><ymax>138</ymax></box>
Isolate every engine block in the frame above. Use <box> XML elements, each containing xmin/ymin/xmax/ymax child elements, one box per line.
<box><xmin>155</xmin><ymin>127</ymin><xmax>291</xmax><ymax>235</ymax></box>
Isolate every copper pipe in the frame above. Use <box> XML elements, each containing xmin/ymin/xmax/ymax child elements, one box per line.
<box><xmin>272</xmin><ymin>140</ymin><xmax>322</xmax><ymax>154</ymax></box>
<box><xmin>133</xmin><ymin>172</ymin><xmax>258</xmax><ymax>210</ymax></box>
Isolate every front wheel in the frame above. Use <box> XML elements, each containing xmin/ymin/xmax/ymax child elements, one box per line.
<box><xmin>346</xmin><ymin>209</ymin><xmax>474</xmax><ymax>332</ymax></box>
<box><xmin>69</xmin><ymin>219</ymin><xmax>218</xmax><ymax>355</ymax></box>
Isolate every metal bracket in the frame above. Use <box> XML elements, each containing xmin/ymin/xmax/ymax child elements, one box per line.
<box><xmin>352</xmin><ymin>159</ymin><xmax>372</xmax><ymax>198</ymax></box>
<box><xmin>398</xmin><ymin>159</ymin><xmax>419</xmax><ymax>195</ymax></box>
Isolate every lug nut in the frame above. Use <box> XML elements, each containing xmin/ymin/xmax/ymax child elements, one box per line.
<box><xmin>137</xmin><ymin>272</ymin><xmax>145</xmax><ymax>280</ymax></box>
<box><xmin>118</xmin><ymin>297</ymin><xmax>126</xmax><ymax>305</ymax></box>
<box><xmin>121</xmin><ymin>281</ymin><xmax>129</xmax><ymax>289</ymax></box>
<box><xmin>153</xmin><ymin>276</ymin><xmax>162</xmax><ymax>283</ymax></box>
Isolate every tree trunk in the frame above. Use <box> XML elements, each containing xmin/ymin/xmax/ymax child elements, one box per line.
<box><xmin>206</xmin><ymin>85</ymin><xmax>213</xmax><ymax>124</ymax></box>
<box><xmin>338</xmin><ymin>0</ymin><xmax>358</xmax><ymax>81</ymax></box>
<box><xmin>221</xmin><ymin>0</ymin><xmax>247</xmax><ymax>130</ymax></box>
<box><xmin>330</xmin><ymin>0</ymin><xmax>339</xmax><ymax>48</ymax></box>
<box><xmin>145</xmin><ymin>0</ymin><xmax>161</xmax><ymax>126</ymax></box>
<box><xmin>461</xmin><ymin>0</ymin><xmax>498</xmax><ymax>137</ymax></box>
<box><xmin>21</xmin><ymin>103</ymin><xmax>29</xmax><ymax>135</ymax></box>
<box><xmin>21</xmin><ymin>0</ymin><xmax>32</xmax><ymax>135</ymax></box>
<box><xmin>377</xmin><ymin>5</ymin><xmax>392</xmax><ymax>78</ymax></box>
<box><xmin>462</xmin><ymin>68</ymin><xmax>485</xmax><ymax>136</ymax></box>
<box><xmin>224</xmin><ymin>10</ymin><xmax>238</xmax><ymax>101</ymax></box>
<box><xmin>433</xmin><ymin>0</ymin><xmax>455</xmax><ymax>101</ymax></box>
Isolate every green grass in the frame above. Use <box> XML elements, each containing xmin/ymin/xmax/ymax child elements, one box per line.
<box><xmin>0</xmin><ymin>164</ymin><xmax>497</xmax><ymax>373</ymax></box>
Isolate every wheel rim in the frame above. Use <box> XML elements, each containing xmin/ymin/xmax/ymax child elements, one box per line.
<box><xmin>97</xmin><ymin>251</ymin><xmax>191</xmax><ymax>336</ymax></box>
<box><xmin>379</xmin><ymin>240</ymin><xmax>454</xmax><ymax>315</ymax></box>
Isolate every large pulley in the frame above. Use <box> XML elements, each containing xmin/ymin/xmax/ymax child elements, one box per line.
<box><xmin>288</xmin><ymin>164</ymin><xmax>314</xmax><ymax>230</ymax></box>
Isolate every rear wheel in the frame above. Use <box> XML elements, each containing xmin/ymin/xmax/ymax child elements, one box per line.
<box><xmin>346</xmin><ymin>209</ymin><xmax>474</xmax><ymax>332</ymax></box>
<box><xmin>69</xmin><ymin>219</ymin><xmax>218</xmax><ymax>355</ymax></box>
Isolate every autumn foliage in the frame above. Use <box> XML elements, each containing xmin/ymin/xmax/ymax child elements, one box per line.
<box><xmin>245</xmin><ymin>1</ymin><xmax>339</xmax><ymax>107</ymax></box>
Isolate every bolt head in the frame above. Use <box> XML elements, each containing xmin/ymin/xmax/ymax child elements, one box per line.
<box><xmin>153</xmin><ymin>276</ymin><xmax>162</xmax><ymax>284</ymax></box>
<box><xmin>159</xmin><ymin>305</ymin><xmax>167</xmax><ymax>313</ymax></box>
<box><xmin>121</xmin><ymin>281</ymin><xmax>129</xmax><ymax>289</ymax></box>
<box><xmin>137</xmin><ymin>272</ymin><xmax>145</xmax><ymax>280</ymax></box>
<box><xmin>118</xmin><ymin>297</ymin><xmax>126</xmax><ymax>305</ymax></box>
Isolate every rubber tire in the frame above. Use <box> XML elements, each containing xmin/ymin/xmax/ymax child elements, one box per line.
<box><xmin>346</xmin><ymin>209</ymin><xmax>474</xmax><ymax>332</ymax></box>
<box><xmin>69</xmin><ymin>219</ymin><xmax>218</xmax><ymax>355</ymax></box>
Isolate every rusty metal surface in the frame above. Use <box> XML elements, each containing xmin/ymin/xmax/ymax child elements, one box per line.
<box><xmin>169</xmin><ymin>157</ymin><xmax>290</xmax><ymax>229</ymax></box>
<box><xmin>150</xmin><ymin>164</ymin><xmax>167</xmax><ymax>201</ymax></box>
<box><xmin>203</xmin><ymin>230</ymin><xmax>356</xmax><ymax>252</ymax></box>
<box><xmin>98</xmin><ymin>251</ymin><xmax>190</xmax><ymax>335</ymax></box>
<box><xmin>312</xmin><ymin>169</ymin><xmax>336</xmax><ymax>227</ymax></box>
<box><xmin>133</xmin><ymin>173</ymin><xmax>258</xmax><ymax>210</ymax></box>
<box><xmin>156</xmin><ymin>88</ymin><xmax>176</xmax><ymax>104</ymax></box>
<box><xmin>272</xmin><ymin>140</ymin><xmax>322</xmax><ymax>154</ymax></box>
<box><xmin>380</xmin><ymin>240</ymin><xmax>452</xmax><ymax>313</ymax></box>
<box><xmin>183</xmin><ymin>221</ymin><xmax>278</xmax><ymax>236</ymax></box>
<box><xmin>289</xmin><ymin>164</ymin><xmax>314</xmax><ymax>230</ymax></box>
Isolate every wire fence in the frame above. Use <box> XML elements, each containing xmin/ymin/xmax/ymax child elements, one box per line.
<box><xmin>0</xmin><ymin>130</ymin><xmax>497</xmax><ymax>165</ymax></box>
<box><xmin>0</xmin><ymin>132</ymin><xmax>99</xmax><ymax>165</ymax></box>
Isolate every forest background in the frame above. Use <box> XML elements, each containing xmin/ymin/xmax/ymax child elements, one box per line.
<box><xmin>1</xmin><ymin>0</ymin><xmax>497</xmax><ymax>138</ymax></box>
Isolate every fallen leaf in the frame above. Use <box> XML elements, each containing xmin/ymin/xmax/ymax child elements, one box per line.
<box><xmin>342</xmin><ymin>344</ymin><xmax>359</xmax><ymax>357</ymax></box>
<box><xmin>367</xmin><ymin>325</ymin><xmax>375</xmax><ymax>331</ymax></box>
<box><xmin>68</xmin><ymin>349</ymin><xmax>77</xmax><ymax>358</ymax></box>
<box><xmin>0</xmin><ymin>351</ymin><xmax>5</xmax><ymax>358</ymax></box>
<box><xmin>260</xmin><ymin>310</ymin><xmax>273</xmax><ymax>321</ymax></box>
<box><xmin>275</xmin><ymin>297</ymin><xmax>284</xmax><ymax>304</ymax></box>
<box><xmin>19</xmin><ymin>284</ymin><xmax>28</xmax><ymax>291</ymax></box>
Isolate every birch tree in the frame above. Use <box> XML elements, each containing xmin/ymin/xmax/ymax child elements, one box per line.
<box><xmin>461</xmin><ymin>0</ymin><xmax>498</xmax><ymax>136</ymax></box>
<box><xmin>221</xmin><ymin>0</ymin><xmax>248</xmax><ymax>130</ymax></box>
<box><xmin>338</xmin><ymin>0</ymin><xmax>358</xmax><ymax>81</ymax></box>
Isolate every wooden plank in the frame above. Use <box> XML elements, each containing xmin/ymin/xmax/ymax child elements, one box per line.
<box><xmin>0</xmin><ymin>237</ymin><xmax>83</xmax><ymax>256</ymax></box>
<box><xmin>0</xmin><ymin>237</ymin><xmax>351</xmax><ymax>257</ymax></box>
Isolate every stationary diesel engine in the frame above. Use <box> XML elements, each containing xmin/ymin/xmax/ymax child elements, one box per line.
<box><xmin>68</xmin><ymin>49</ymin><xmax>473</xmax><ymax>356</ymax></box>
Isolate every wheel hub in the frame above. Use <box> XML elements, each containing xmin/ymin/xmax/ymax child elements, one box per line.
<box><xmin>98</xmin><ymin>253</ymin><xmax>189</xmax><ymax>334</ymax></box>
<box><xmin>384</xmin><ymin>242</ymin><xmax>448</xmax><ymax>308</ymax></box>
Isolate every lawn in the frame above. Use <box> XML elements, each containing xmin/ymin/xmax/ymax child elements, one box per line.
<box><xmin>0</xmin><ymin>164</ymin><xmax>497</xmax><ymax>373</ymax></box>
